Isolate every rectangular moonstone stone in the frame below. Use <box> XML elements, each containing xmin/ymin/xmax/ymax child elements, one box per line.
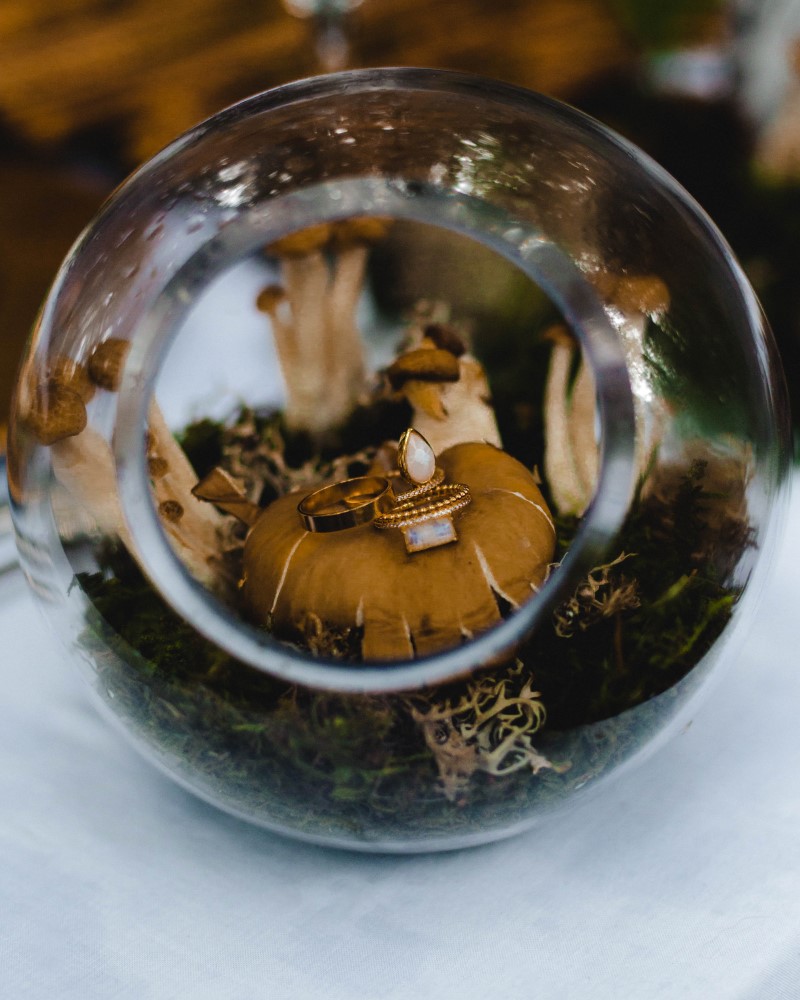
<box><xmin>402</xmin><ymin>515</ymin><xmax>457</xmax><ymax>553</ymax></box>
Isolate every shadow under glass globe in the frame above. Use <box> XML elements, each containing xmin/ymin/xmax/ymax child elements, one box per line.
<box><xmin>8</xmin><ymin>69</ymin><xmax>791</xmax><ymax>851</ymax></box>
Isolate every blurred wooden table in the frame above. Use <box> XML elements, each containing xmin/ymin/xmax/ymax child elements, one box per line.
<box><xmin>0</xmin><ymin>0</ymin><xmax>631</xmax><ymax>161</ymax></box>
<box><xmin>0</xmin><ymin>0</ymin><xmax>633</xmax><ymax>418</ymax></box>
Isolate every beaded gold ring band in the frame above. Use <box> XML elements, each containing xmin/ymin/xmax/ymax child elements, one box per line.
<box><xmin>373</xmin><ymin>481</ymin><xmax>472</xmax><ymax>551</ymax></box>
<box><xmin>374</xmin><ymin>483</ymin><xmax>472</xmax><ymax>528</ymax></box>
<box><xmin>296</xmin><ymin>429</ymin><xmax>472</xmax><ymax>551</ymax></box>
<box><xmin>392</xmin><ymin>464</ymin><xmax>445</xmax><ymax>500</ymax></box>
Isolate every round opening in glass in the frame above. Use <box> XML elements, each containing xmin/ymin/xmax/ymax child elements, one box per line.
<box><xmin>112</xmin><ymin>198</ymin><xmax>636</xmax><ymax>693</ymax></box>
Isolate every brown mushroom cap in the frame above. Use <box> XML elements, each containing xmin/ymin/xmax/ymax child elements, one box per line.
<box><xmin>45</xmin><ymin>356</ymin><xmax>96</xmax><ymax>403</ymax></box>
<box><xmin>541</xmin><ymin>323</ymin><xmax>575</xmax><ymax>349</ymax></box>
<box><xmin>385</xmin><ymin>348</ymin><xmax>461</xmax><ymax>390</ymax></box>
<box><xmin>266</xmin><ymin>223</ymin><xmax>332</xmax><ymax>258</ymax></box>
<box><xmin>256</xmin><ymin>284</ymin><xmax>287</xmax><ymax>314</ymax></box>
<box><xmin>423</xmin><ymin>323</ymin><xmax>467</xmax><ymax>358</ymax></box>
<box><xmin>26</xmin><ymin>382</ymin><xmax>87</xmax><ymax>445</ymax></box>
<box><xmin>329</xmin><ymin>217</ymin><xmax>393</xmax><ymax>248</ymax></box>
<box><xmin>88</xmin><ymin>338</ymin><xmax>131</xmax><ymax>391</ymax></box>
<box><xmin>587</xmin><ymin>270</ymin><xmax>670</xmax><ymax>316</ymax></box>
<box><xmin>241</xmin><ymin>442</ymin><xmax>556</xmax><ymax>661</ymax></box>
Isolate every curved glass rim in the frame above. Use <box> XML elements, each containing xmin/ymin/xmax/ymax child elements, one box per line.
<box><xmin>108</xmin><ymin>68</ymin><xmax>641</xmax><ymax>694</ymax></box>
<box><xmin>30</xmin><ymin>66</ymin><xmax>787</xmax><ymax>693</ymax></box>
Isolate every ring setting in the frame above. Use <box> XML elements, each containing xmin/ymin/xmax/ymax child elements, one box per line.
<box><xmin>373</xmin><ymin>480</ymin><xmax>471</xmax><ymax>552</ymax></box>
<box><xmin>376</xmin><ymin>429</ymin><xmax>472</xmax><ymax>553</ymax></box>
<box><xmin>296</xmin><ymin>429</ymin><xmax>472</xmax><ymax>552</ymax></box>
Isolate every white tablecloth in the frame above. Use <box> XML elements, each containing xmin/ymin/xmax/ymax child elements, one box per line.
<box><xmin>2</xmin><ymin>478</ymin><xmax>800</xmax><ymax>1000</ymax></box>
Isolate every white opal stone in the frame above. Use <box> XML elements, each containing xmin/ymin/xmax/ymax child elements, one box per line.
<box><xmin>403</xmin><ymin>429</ymin><xmax>436</xmax><ymax>485</ymax></box>
<box><xmin>403</xmin><ymin>516</ymin><xmax>457</xmax><ymax>553</ymax></box>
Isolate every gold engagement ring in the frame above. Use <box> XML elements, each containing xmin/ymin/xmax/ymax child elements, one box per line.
<box><xmin>375</xmin><ymin>428</ymin><xmax>472</xmax><ymax>552</ymax></box>
<box><xmin>295</xmin><ymin>429</ymin><xmax>472</xmax><ymax>550</ymax></box>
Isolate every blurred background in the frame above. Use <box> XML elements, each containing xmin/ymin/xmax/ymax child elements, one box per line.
<box><xmin>2</xmin><ymin>0</ymin><xmax>800</xmax><ymax>437</ymax></box>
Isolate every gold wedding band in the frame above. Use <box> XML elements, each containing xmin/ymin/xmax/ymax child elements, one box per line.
<box><xmin>298</xmin><ymin>475</ymin><xmax>394</xmax><ymax>532</ymax></box>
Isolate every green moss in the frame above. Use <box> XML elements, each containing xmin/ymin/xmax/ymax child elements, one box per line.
<box><xmin>527</xmin><ymin>460</ymin><xmax>746</xmax><ymax>728</ymax></box>
<box><xmin>74</xmin><ymin>419</ymin><xmax>745</xmax><ymax>842</ymax></box>
<box><xmin>179</xmin><ymin>418</ymin><xmax>225</xmax><ymax>479</ymax></box>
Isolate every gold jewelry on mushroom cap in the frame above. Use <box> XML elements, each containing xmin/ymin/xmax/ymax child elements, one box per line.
<box><xmin>376</xmin><ymin>428</ymin><xmax>472</xmax><ymax>552</ymax></box>
<box><xmin>374</xmin><ymin>483</ymin><xmax>472</xmax><ymax>552</ymax></box>
<box><xmin>298</xmin><ymin>475</ymin><xmax>394</xmax><ymax>532</ymax></box>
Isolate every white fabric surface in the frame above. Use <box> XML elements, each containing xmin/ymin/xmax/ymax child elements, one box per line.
<box><xmin>2</xmin><ymin>480</ymin><xmax>800</xmax><ymax>1000</ymax></box>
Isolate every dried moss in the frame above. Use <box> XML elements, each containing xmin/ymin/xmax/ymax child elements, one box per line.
<box><xmin>74</xmin><ymin>414</ymin><xmax>748</xmax><ymax>842</ymax></box>
<box><xmin>527</xmin><ymin>459</ymin><xmax>748</xmax><ymax>729</ymax></box>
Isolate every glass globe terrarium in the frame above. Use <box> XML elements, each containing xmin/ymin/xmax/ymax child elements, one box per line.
<box><xmin>8</xmin><ymin>69</ymin><xmax>790</xmax><ymax>851</ymax></box>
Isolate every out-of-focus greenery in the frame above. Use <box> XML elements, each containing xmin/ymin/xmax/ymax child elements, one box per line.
<box><xmin>607</xmin><ymin>0</ymin><xmax>725</xmax><ymax>50</ymax></box>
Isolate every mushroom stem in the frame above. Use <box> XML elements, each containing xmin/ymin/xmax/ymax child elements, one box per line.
<box><xmin>270</xmin><ymin>251</ymin><xmax>358</xmax><ymax>434</ymax></box>
<box><xmin>542</xmin><ymin>326</ymin><xmax>596</xmax><ymax>517</ymax></box>
<box><xmin>50</xmin><ymin>427</ymin><xmax>135</xmax><ymax>553</ymax></box>
<box><xmin>20</xmin><ymin>369</ymin><xmax>134</xmax><ymax>549</ymax></box>
<box><xmin>391</xmin><ymin>337</ymin><xmax>502</xmax><ymax>455</ymax></box>
<box><xmin>543</xmin><ymin>266</ymin><xmax>672</xmax><ymax>518</ymax></box>
<box><xmin>146</xmin><ymin>401</ymin><xmax>227</xmax><ymax>588</ymax></box>
<box><xmin>327</xmin><ymin>242</ymin><xmax>368</xmax><ymax>401</ymax></box>
<box><xmin>568</xmin><ymin>355</ymin><xmax>599</xmax><ymax>500</ymax></box>
<box><xmin>262</xmin><ymin>220</ymin><xmax>392</xmax><ymax>436</ymax></box>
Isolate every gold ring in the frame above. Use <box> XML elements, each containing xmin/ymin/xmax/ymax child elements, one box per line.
<box><xmin>374</xmin><ymin>483</ymin><xmax>471</xmax><ymax>528</ymax></box>
<box><xmin>374</xmin><ymin>482</ymin><xmax>472</xmax><ymax>552</ymax></box>
<box><xmin>388</xmin><ymin>427</ymin><xmax>447</xmax><ymax>501</ymax></box>
<box><xmin>298</xmin><ymin>475</ymin><xmax>394</xmax><ymax>532</ymax></box>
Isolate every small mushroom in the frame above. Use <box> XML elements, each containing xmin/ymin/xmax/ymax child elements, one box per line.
<box><xmin>388</xmin><ymin>332</ymin><xmax>502</xmax><ymax>454</ymax></box>
<box><xmin>259</xmin><ymin>218</ymin><xmax>392</xmax><ymax>435</ymax></box>
<box><xmin>192</xmin><ymin>467</ymin><xmax>261</xmax><ymax>527</ymax></box>
<box><xmin>385</xmin><ymin>347</ymin><xmax>461</xmax><ymax>390</ymax></box>
<box><xmin>23</xmin><ymin>377</ymin><xmax>134</xmax><ymax>550</ymax></box>
<box><xmin>542</xmin><ymin>324</ymin><xmax>598</xmax><ymax>517</ymax></box>
<box><xmin>24</xmin><ymin>338</ymin><xmax>226</xmax><ymax>588</ymax></box>
<box><xmin>541</xmin><ymin>269</ymin><xmax>671</xmax><ymax>517</ymax></box>
<box><xmin>241</xmin><ymin>441</ymin><xmax>555</xmax><ymax>661</ymax></box>
<box><xmin>593</xmin><ymin>270</ymin><xmax>671</xmax><ymax>491</ymax></box>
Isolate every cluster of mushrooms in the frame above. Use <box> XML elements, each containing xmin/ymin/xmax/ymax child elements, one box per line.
<box><xmin>20</xmin><ymin>217</ymin><xmax>672</xmax><ymax>668</ymax></box>
<box><xmin>17</xmin><ymin>219</ymin><xmax>682</xmax><ymax>799</ymax></box>
<box><xmin>19</xmin><ymin>337</ymin><xmax>225</xmax><ymax>589</ymax></box>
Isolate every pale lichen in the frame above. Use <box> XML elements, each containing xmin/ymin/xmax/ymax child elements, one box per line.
<box><xmin>552</xmin><ymin>551</ymin><xmax>640</xmax><ymax>638</ymax></box>
<box><xmin>407</xmin><ymin>659</ymin><xmax>568</xmax><ymax>801</ymax></box>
